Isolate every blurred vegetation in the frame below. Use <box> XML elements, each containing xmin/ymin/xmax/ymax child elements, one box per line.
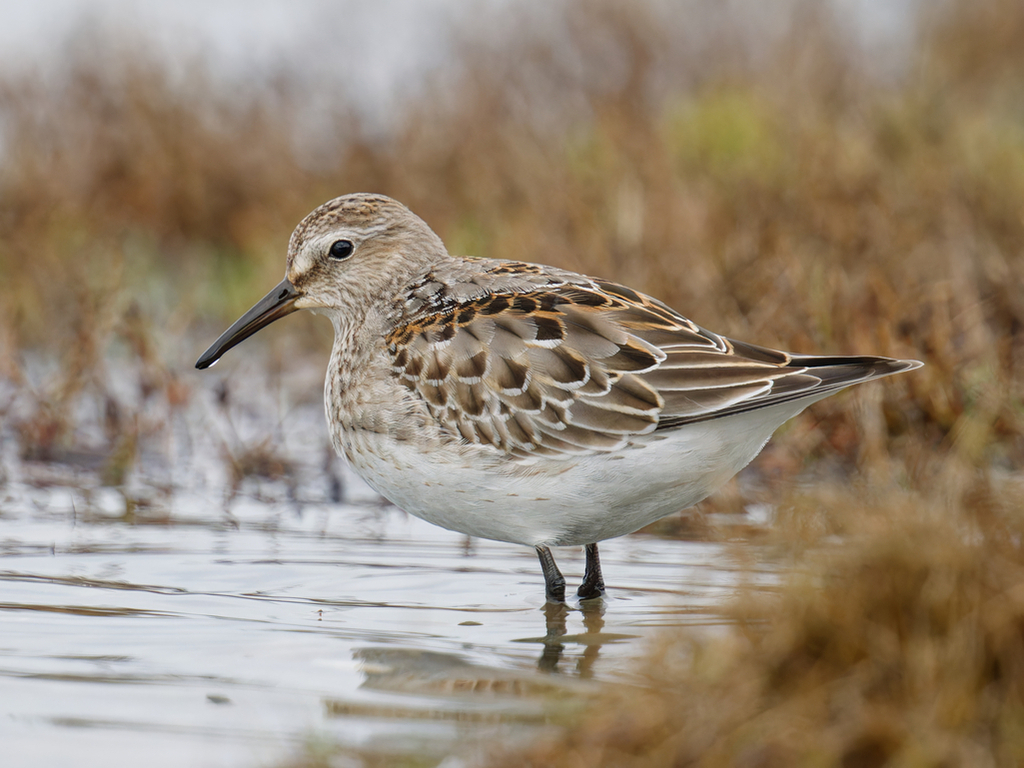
<box><xmin>1</xmin><ymin>0</ymin><xmax>1021</xmax><ymax>485</ymax></box>
<box><xmin>488</xmin><ymin>475</ymin><xmax>1024</xmax><ymax>768</ymax></box>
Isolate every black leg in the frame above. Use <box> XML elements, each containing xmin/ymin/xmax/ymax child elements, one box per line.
<box><xmin>536</xmin><ymin>545</ymin><xmax>566</xmax><ymax>603</ymax></box>
<box><xmin>577</xmin><ymin>543</ymin><xmax>606</xmax><ymax>600</ymax></box>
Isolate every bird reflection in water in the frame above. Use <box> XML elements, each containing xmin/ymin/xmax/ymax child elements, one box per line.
<box><xmin>347</xmin><ymin>601</ymin><xmax>634</xmax><ymax>713</ymax></box>
<box><xmin>537</xmin><ymin>599</ymin><xmax>611</xmax><ymax>675</ymax></box>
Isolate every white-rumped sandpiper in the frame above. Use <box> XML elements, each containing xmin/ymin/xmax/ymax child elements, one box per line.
<box><xmin>197</xmin><ymin>193</ymin><xmax>921</xmax><ymax>603</ymax></box>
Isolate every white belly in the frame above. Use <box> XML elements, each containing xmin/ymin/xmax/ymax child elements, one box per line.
<box><xmin>338</xmin><ymin>399</ymin><xmax>809</xmax><ymax>547</ymax></box>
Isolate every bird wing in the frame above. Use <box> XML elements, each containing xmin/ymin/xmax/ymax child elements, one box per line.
<box><xmin>387</xmin><ymin>267</ymin><xmax>915</xmax><ymax>459</ymax></box>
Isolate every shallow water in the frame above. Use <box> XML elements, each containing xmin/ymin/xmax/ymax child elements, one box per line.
<box><xmin>0</xmin><ymin>364</ymin><xmax>774</xmax><ymax>767</ymax></box>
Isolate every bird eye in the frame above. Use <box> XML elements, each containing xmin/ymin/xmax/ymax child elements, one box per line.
<box><xmin>328</xmin><ymin>239</ymin><xmax>354</xmax><ymax>260</ymax></box>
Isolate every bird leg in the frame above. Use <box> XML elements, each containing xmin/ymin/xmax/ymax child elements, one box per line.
<box><xmin>535</xmin><ymin>545</ymin><xmax>566</xmax><ymax>603</ymax></box>
<box><xmin>577</xmin><ymin>543</ymin><xmax>606</xmax><ymax>600</ymax></box>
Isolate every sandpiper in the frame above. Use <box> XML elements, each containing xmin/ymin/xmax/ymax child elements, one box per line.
<box><xmin>196</xmin><ymin>194</ymin><xmax>921</xmax><ymax>603</ymax></box>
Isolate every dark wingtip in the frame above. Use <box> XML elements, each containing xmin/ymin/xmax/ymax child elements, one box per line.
<box><xmin>791</xmin><ymin>355</ymin><xmax>924</xmax><ymax>376</ymax></box>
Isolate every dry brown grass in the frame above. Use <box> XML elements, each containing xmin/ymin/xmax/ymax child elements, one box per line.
<box><xmin>488</xmin><ymin>468</ymin><xmax>1024</xmax><ymax>768</ymax></box>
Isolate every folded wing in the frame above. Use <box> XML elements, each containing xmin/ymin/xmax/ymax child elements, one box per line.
<box><xmin>387</xmin><ymin>271</ymin><xmax>919</xmax><ymax>459</ymax></box>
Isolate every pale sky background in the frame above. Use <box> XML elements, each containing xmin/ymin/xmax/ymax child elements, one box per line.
<box><xmin>0</xmin><ymin>1</ymin><xmax>466</xmax><ymax>130</ymax></box>
<box><xmin>0</xmin><ymin>1</ymin><xmax>920</xmax><ymax>130</ymax></box>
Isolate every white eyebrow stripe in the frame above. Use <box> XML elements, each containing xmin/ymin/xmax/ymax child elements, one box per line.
<box><xmin>292</xmin><ymin>242</ymin><xmax>326</xmax><ymax>277</ymax></box>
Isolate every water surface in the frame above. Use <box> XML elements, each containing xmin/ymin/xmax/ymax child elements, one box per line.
<box><xmin>0</xmin><ymin>370</ymin><xmax>772</xmax><ymax>767</ymax></box>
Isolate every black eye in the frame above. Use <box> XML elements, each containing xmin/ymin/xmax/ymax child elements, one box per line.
<box><xmin>328</xmin><ymin>239</ymin><xmax>354</xmax><ymax>260</ymax></box>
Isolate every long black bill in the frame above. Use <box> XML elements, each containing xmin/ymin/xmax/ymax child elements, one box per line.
<box><xmin>195</xmin><ymin>279</ymin><xmax>300</xmax><ymax>370</ymax></box>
